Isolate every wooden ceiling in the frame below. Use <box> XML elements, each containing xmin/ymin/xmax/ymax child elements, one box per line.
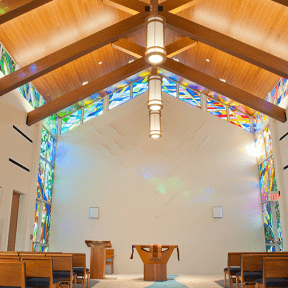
<box><xmin>0</xmin><ymin>0</ymin><xmax>288</xmax><ymax>115</ymax></box>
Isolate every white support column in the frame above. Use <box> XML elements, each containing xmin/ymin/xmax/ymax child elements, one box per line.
<box><xmin>103</xmin><ymin>95</ymin><xmax>109</xmax><ymax>113</ymax></box>
<box><xmin>226</xmin><ymin>105</ymin><xmax>230</xmax><ymax>123</ymax></box>
<box><xmin>176</xmin><ymin>83</ymin><xmax>179</xmax><ymax>99</ymax></box>
<box><xmin>250</xmin><ymin>115</ymin><xmax>254</xmax><ymax>134</ymax></box>
<box><xmin>201</xmin><ymin>94</ymin><xmax>207</xmax><ymax>112</ymax></box>
<box><xmin>130</xmin><ymin>83</ymin><xmax>133</xmax><ymax>99</ymax></box>
<box><xmin>80</xmin><ymin>107</ymin><xmax>84</xmax><ymax>124</ymax></box>
<box><xmin>269</xmin><ymin>118</ymin><xmax>288</xmax><ymax>251</ymax></box>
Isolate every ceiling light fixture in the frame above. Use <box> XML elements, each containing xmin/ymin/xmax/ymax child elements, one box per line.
<box><xmin>206</xmin><ymin>59</ymin><xmax>210</xmax><ymax>62</ymax></box>
<box><xmin>82</xmin><ymin>81</ymin><xmax>88</xmax><ymax>85</ymax></box>
<box><xmin>98</xmin><ymin>62</ymin><xmax>102</xmax><ymax>65</ymax></box>
<box><xmin>129</xmin><ymin>59</ymin><xmax>135</xmax><ymax>63</ymax></box>
<box><xmin>145</xmin><ymin>15</ymin><xmax>166</xmax><ymax>65</ymax></box>
<box><xmin>220</xmin><ymin>78</ymin><xmax>226</xmax><ymax>82</ymax></box>
<box><xmin>147</xmin><ymin>73</ymin><xmax>163</xmax><ymax>111</ymax></box>
<box><xmin>149</xmin><ymin>110</ymin><xmax>162</xmax><ymax>139</ymax></box>
<box><xmin>173</xmin><ymin>57</ymin><xmax>179</xmax><ymax>62</ymax></box>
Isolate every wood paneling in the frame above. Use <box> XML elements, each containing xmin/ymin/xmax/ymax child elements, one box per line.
<box><xmin>160</xmin><ymin>58</ymin><xmax>286</xmax><ymax>122</ymax></box>
<box><xmin>27</xmin><ymin>58</ymin><xmax>149</xmax><ymax>125</ymax></box>
<box><xmin>0</xmin><ymin>0</ymin><xmax>52</xmax><ymax>25</ymax></box>
<box><xmin>103</xmin><ymin>0</ymin><xmax>147</xmax><ymax>15</ymax></box>
<box><xmin>162</xmin><ymin>0</ymin><xmax>205</xmax><ymax>13</ymax></box>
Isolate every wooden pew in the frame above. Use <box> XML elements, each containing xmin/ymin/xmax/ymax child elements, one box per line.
<box><xmin>106</xmin><ymin>249</ymin><xmax>114</xmax><ymax>275</ymax></box>
<box><xmin>0</xmin><ymin>261</ymin><xmax>26</xmax><ymax>288</ymax></box>
<box><xmin>46</xmin><ymin>254</ymin><xmax>76</xmax><ymax>288</ymax></box>
<box><xmin>72</xmin><ymin>253</ymin><xmax>90</xmax><ymax>288</ymax></box>
<box><xmin>255</xmin><ymin>257</ymin><xmax>288</xmax><ymax>288</ymax></box>
<box><xmin>21</xmin><ymin>257</ymin><xmax>60</xmax><ymax>288</ymax></box>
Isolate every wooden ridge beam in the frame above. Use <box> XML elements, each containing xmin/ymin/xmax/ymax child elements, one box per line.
<box><xmin>0</xmin><ymin>0</ymin><xmax>52</xmax><ymax>25</ymax></box>
<box><xmin>0</xmin><ymin>12</ymin><xmax>147</xmax><ymax>97</ymax></box>
<box><xmin>162</xmin><ymin>0</ymin><xmax>204</xmax><ymax>14</ymax></box>
<box><xmin>272</xmin><ymin>0</ymin><xmax>288</xmax><ymax>7</ymax></box>
<box><xmin>112</xmin><ymin>37</ymin><xmax>197</xmax><ymax>58</ymax></box>
<box><xmin>161</xmin><ymin>11</ymin><xmax>288</xmax><ymax>79</ymax></box>
<box><xmin>102</xmin><ymin>0</ymin><xmax>147</xmax><ymax>15</ymax></box>
<box><xmin>159</xmin><ymin>58</ymin><xmax>286</xmax><ymax>122</ymax></box>
<box><xmin>27</xmin><ymin>58</ymin><xmax>150</xmax><ymax>126</ymax></box>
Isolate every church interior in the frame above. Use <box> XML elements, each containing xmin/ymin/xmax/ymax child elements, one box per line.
<box><xmin>1</xmin><ymin>0</ymin><xmax>288</xmax><ymax>287</ymax></box>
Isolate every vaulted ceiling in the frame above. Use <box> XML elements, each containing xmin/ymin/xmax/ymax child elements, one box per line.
<box><xmin>0</xmin><ymin>0</ymin><xmax>287</xmax><ymax>123</ymax></box>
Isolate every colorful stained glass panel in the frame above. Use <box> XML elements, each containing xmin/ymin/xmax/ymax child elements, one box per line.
<box><xmin>40</xmin><ymin>128</ymin><xmax>48</xmax><ymax>158</ymax></box>
<box><xmin>78</xmin><ymin>93</ymin><xmax>101</xmax><ymax>107</ymax></box>
<box><xmin>179</xmin><ymin>85</ymin><xmax>201</xmax><ymax>108</ymax></box>
<box><xmin>229</xmin><ymin>107</ymin><xmax>250</xmax><ymax>132</ymax></box>
<box><xmin>57</xmin><ymin>103</ymin><xmax>81</xmax><ymax>118</ymax></box>
<box><xmin>271</xmin><ymin>79</ymin><xmax>283</xmax><ymax>105</ymax></box>
<box><xmin>253</xmin><ymin>111</ymin><xmax>267</xmax><ymax>134</ymax></box>
<box><xmin>41</xmin><ymin>203</ymin><xmax>51</xmax><ymax>244</ymax></box>
<box><xmin>33</xmin><ymin>202</ymin><xmax>40</xmax><ymax>242</ymax></box>
<box><xmin>267</xmin><ymin>156</ymin><xmax>277</xmax><ymax>192</ymax></box>
<box><xmin>207</xmin><ymin>98</ymin><xmax>227</xmax><ymax>120</ymax></box>
<box><xmin>275</xmin><ymin>202</ymin><xmax>283</xmax><ymax>244</ymax></box>
<box><xmin>265</xmin><ymin>245</ymin><xmax>275</xmax><ymax>252</ymax></box>
<box><xmin>46</xmin><ymin>134</ymin><xmax>56</xmax><ymax>165</ymax></box>
<box><xmin>264</xmin><ymin>126</ymin><xmax>273</xmax><ymax>157</ymax></box>
<box><xmin>109</xmin><ymin>85</ymin><xmax>131</xmax><ymax>110</ymax></box>
<box><xmin>258</xmin><ymin>159</ymin><xmax>268</xmax><ymax>202</ymax></box>
<box><xmin>61</xmin><ymin>110</ymin><xmax>81</xmax><ymax>135</ymax></box>
<box><xmin>262</xmin><ymin>202</ymin><xmax>274</xmax><ymax>244</ymax></box>
<box><xmin>133</xmin><ymin>77</ymin><xmax>148</xmax><ymax>98</ymax></box>
<box><xmin>255</xmin><ymin>133</ymin><xmax>266</xmax><ymax>163</ymax></box>
<box><xmin>83</xmin><ymin>99</ymin><xmax>103</xmax><ymax>122</ymax></box>
<box><xmin>43</xmin><ymin>114</ymin><xmax>58</xmax><ymax>137</ymax></box>
<box><xmin>0</xmin><ymin>48</ymin><xmax>16</xmax><ymax>75</ymax></box>
<box><xmin>37</xmin><ymin>158</ymin><xmax>46</xmax><ymax>199</ymax></box>
<box><xmin>29</xmin><ymin>85</ymin><xmax>41</xmax><ymax>109</ymax></box>
<box><xmin>17</xmin><ymin>83</ymin><xmax>30</xmax><ymax>102</ymax></box>
<box><xmin>162</xmin><ymin>77</ymin><xmax>177</xmax><ymax>97</ymax></box>
<box><xmin>283</xmin><ymin>78</ymin><xmax>288</xmax><ymax>99</ymax></box>
<box><xmin>44</xmin><ymin>163</ymin><xmax>54</xmax><ymax>202</ymax></box>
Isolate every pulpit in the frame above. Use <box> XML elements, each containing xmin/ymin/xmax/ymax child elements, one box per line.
<box><xmin>85</xmin><ymin>240</ymin><xmax>111</xmax><ymax>279</ymax></box>
<box><xmin>130</xmin><ymin>244</ymin><xmax>180</xmax><ymax>281</ymax></box>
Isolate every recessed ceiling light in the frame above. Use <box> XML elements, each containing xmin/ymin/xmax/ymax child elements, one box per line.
<box><xmin>98</xmin><ymin>61</ymin><xmax>102</xmax><ymax>65</ymax></box>
<box><xmin>82</xmin><ymin>81</ymin><xmax>88</xmax><ymax>85</ymax></box>
<box><xmin>206</xmin><ymin>59</ymin><xmax>210</xmax><ymax>62</ymax></box>
<box><xmin>173</xmin><ymin>57</ymin><xmax>179</xmax><ymax>62</ymax></box>
<box><xmin>129</xmin><ymin>59</ymin><xmax>134</xmax><ymax>63</ymax></box>
<box><xmin>220</xmin><ymin>78</ymin><xmax>226</xmax><ymax>82</ymax></box>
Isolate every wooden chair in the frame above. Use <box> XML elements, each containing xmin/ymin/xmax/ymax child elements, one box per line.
<box><xmin>21</xmin><ymin>257</ymin><xmax>60</xmax><ymax>288</ymax></box>
<box><xmin>255</xmin><ymin>257</ymin><xmax>288</xmax><ymax>288</ymax></box>
<box><xmin>0</xmin><ymin>261</ymin><xmax>26</xmax><ymax>288</ymax></box>
<box><xmin>46</xmin><ymin>254</ymin><xmax>76</xmax><ymax>288</ymax></box>
<box><xmin>106</xmin><ymin>249</ymin><xmax>114</xmax><ymax>275</ymax></box>
<box><xmin>72</xmin><ymin>253</ymin><xmax>90</xmax><ymax>288</ymax></box>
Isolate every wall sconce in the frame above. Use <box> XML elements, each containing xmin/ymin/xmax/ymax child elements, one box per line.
<box><xmin>145</xmin><ymin>16</ymin><xmax>166</xmax><ymax>65</ymax></box>
<box><xmin>89</xmin><ymin>207</ymin><xmax>99</xmax><ymax>219</ymax></box>
<box><xmin>212</xmin><ymin>206</ymin><xmax>223</xmax><ymax>218</ymax></box>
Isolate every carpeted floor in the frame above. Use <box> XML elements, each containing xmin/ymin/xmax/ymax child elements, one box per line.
<box><xmin>75</xmin><ymin>279</ymin><xmax>99</xmax><ymax>288</ymax></box>
<box><xmin>215</xmin><ymin>279</ymin><xmax>237</xmax><ymax>287</ymax></box>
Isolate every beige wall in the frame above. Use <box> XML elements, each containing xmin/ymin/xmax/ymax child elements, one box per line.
<box><xmin>50</xmin><ymin>92</ymin><xmax>264</xmax><ymax>274</ymax></box>
<box><xmin>0</xmin><ymin>88</ymin><xmax>42</xmax><ymax>251</ymax></box>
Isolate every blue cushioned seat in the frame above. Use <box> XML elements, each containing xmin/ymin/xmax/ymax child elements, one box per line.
<box><xmin>53</xmin><ymin>271</ymin><xmax>77</xmax><ymax>278</ymax></box>
<box><xmin>236</xmin><ymin>272</ymin><xmax>262</xmax><ymax>278</ymax></box>
<box><xmin>73</xmin><ymin>268</ymin><xmax>90</xmax><ymax>274</ymax></box>
<box><xmin>255</xmin><ymin>278</ymin><xmax>288</xmax><ymax>287</ymax></box>
<box><xmin>224</xmin><ymin>267</ymin><xmax>241</xmax><ymax>273</ymax></box>
<box><xmin>26</xmin><ymin>277</ymin><xmax>61</xmax><ymax>286</ymax></box>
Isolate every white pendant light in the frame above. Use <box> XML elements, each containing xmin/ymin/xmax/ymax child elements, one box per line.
<box><xmin>147</xmin><ymin>74</ymin><xmax>163</xmax><ymax>111</ymax></box>
<box><xmin>149</xmin><ymin>110</ymin><xmax>162</xmax><ymax>138</ymax></box>
<box><xmin>145</xmin><ymin>15</ymin><xmax>166</xmax><ymax>65</ymax></box>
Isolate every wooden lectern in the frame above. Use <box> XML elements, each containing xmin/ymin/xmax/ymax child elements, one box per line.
<box><xmin>130</xmin><ymin>244</ymin><xmax>180</xmax><ymax>281</ymax></box>
<box><xmin>85</xmin><ymin>240</ymin><xmax>111</xmax><ymax>279</ymax></box>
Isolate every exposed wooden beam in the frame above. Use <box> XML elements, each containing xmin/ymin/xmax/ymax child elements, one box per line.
<box><xmin>272</xmin><ymin>0</ymin><xmax>288</xmax><ymax>7</ymax></box>
<box><xmin>151</xmin><ymin>0</ymin><xmax>158</xmax><ymax>15</ymax></box>
<box><xmin>160</xmin><ymin>58</ymin><xmax>286</xmax><ymax>122</ymax></box>
<box><xmin>111</xmin><ymin>38</ymin><xmax>145</xmax><ymax>59</ymax></box>
<box><xmin>112</xmin><ymin>37</ymin><xmax>197</xmax><ymax>58</ymax></box>
<box><xmin>0</xmin><ymin>12</ymin><xmax>147</xmax><ymax>97</ymax></box>
<box><xmin>102</xmin><ymin>0</ymin><xmax>147</xmax><ymax>15</ymax></box>
<box><xmin>0</xmin><ymin>0</ymin><xmax>52</xmax><ymax>25</ymax></box>
<box><xmin>161</xmin><ymin>11</ymin><xmax>288</xmax><ymax>79</ymax></box>
<box><xmin>27</xmin><ymin>58</ymin><xmax>150</xmax><ymax>126</ymax></box>
<box><xmin>166</xmin><ymin>37</ymin><xmax>197</xmax><ymax>57</ymax></box>
<box><xmin>162</xmin><ymin>0</ymin><xmax>204</xmax><ymax>14</ymax></box>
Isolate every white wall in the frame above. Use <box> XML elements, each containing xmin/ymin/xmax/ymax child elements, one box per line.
<box><xmin>50</xmin><ymin>92</ymin><xmax>264</xmax><ymax>274</ymax></box>
<box><xmin>0</xmin><ymin>88</ymin><xmax>42</xmax><ymax>251</ymax></box>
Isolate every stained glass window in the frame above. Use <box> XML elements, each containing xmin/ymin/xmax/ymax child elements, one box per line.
<box><xmin>18</xmin><ymin>83</ymin><xmax>30</xmax><ymax>102</ymax></box>
<box><xmin>109</xmin><ymin>85</ymin><xmax>131</xmax><ymax>110</ymax></box>
<box><xmin>255</xmin><ymin>133</ymin><xmax>266</xmax><ymax>163</ymax></box>
<box><xmin>41</xmin><ymin>203</ymin><xmax>51</xmax><ymax>244</ymax></box>
<box><xmin>46</xmin><ymin>135</ymin><xmax>56</xmax><ymax>165</ymax></box>
<box><xmin>57</xmin><ymin>104</ymin><xmax>81</xmax><ymax>118</ymax></box>
<box><xmin>83</xmin><ymin>99</ymin><xmax>103</xmax><ymax>122</ymax></box>
<box><xmin>44</xmin><ymin>163</ymin><xmax>54</xmax><ymax>203</ymax></box>
<box><xmin>43</xmin><ymin>114</ymin><xmax>58</xmax><ymax>137</ymax></box>
<box><xmin>133</xmin><ymin>77</ymin><xmax>148</xmax><ymax>98</ymax></box>
<box><xmin>29</xmin><ymin>85</ymin><xmax>41</xmax><ymax>109</ymax></box>
<box><xmin>207</xmin><ymin>97</ymin><xmax>227</xmax><ymax>120</ymax></box>
<box><xmin>253</xmin><ymin>111</ymin><xmax>267</xmax><ymax>134</ymax></box>
<box><xmin>36</xmin><ymin>158</ymin><xmax>46</xmax><ymax>199</ymax></box>
<box><xmin>32</xmin><ymin>202</ymin><xmax>40</xmax><ymax>242</ymax></box>
<box><xmin>78</xmin><ymin>93</ymin><xmax>101</xmax><ymax>107</ymax></box>
<box><xmin>263</xmin><ymin>126</ymin><xmax>273</xmax><ymax>157</ymax></box>
<box><xmin>267</xmin><ymin>156</ymin><xmax>277</xmax><ymax>193</ymax></box>
<box><xmin>40</xmin><ymin>128</ymin><xmax>49</xmax><ymax>158</ymax></box>
<box><xmin>179</xmin><ymin>85</ymin><xmax>201</xmax><ymax>108</ymax></box>
<box><xmin>0</xmin><ymin>48</ymin><xmax>16</xmax><ymax>75</ymax></box>
<box><xmin>61</xmin><ymin>110</ymin><xmax>81</xmax><ymax>135</ymax></box>
<box><xmin>275</xmin><ymin>202</ymin><xmax>283</xmax><ymax>248</ymax></box>
<box><xmin>270</xmin><ymin>79</ymin><xmax>283</xmax><ymax>105</ymax></box>
<box><xmin>229</xmin><ymin>107</ymin><xmax>250</xmax><ymax>132</ymax></box>
<box><xmin>162</xmin><ymin>77</ymin><xmax>177</xmax><ymax>97</ymax></box>
<box><xmin>283</xmin><ymin>78</ymin><xmax>288</xmax><ymax>99</ymax></box>
<box><xmin>265</xmin><ymin>245</ymin><xmax>275</xmax><ymax>252</ymax></box>
<box><xmin>262</xmin><ymin>202</ymin><xmax>274</xmax><ymax>244</ymax></box>
<box><xmin>258</xmin><ymin>160</ymin><xmax>268</xmax><ymax>202</ymax></box>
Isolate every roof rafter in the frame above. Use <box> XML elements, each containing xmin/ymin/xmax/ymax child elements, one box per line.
<box><xmin>102</xmin><ymin>0</ymin><xmax>147</xmax><ymax>15</ymax></box>
<box><xmin>0</xmin><ymin>0</ymin><xmax>52</xmax><ymax>25</ymax></box>
<box><xmin>160</xmin><ymin>58</ymin><xmax>286</xmax><ymax>122</ymax></box>
<box><xmin>0</xmin><ymin>12</ymin><xmax>148</xmax><ymax>97</ymax></box>
<box><xmin>160</xmin><ymin>11</ymin><xmax>288</xmax><ymax>79</ymax></box>
<box><xmin>26</xmin><ymin>58</ymin><xmax>150</xmax><ymax>126</ymax></box>
<box><xmin>161</xmin><ymin>0</ymin><xmax>205</xmax><ymax>14</ymax></box>
<box><xmin>272</xmin><ymin>0</ymin><xmax>288</xmax><ymax>7</ymax></box>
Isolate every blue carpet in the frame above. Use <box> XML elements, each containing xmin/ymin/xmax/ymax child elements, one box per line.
<box><xmin>145</xmin><ymin>275</ymin><xmax>188</xmax><ymax>287</ymax></box>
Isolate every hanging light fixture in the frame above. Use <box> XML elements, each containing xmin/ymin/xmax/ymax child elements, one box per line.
<box><xmin>145</xmin><ymin>15</ymin><xmax>166</xmax><ymax>65</ymax></box>
<box><xmin>149</xmin><ymin>110</ymin><xmax>162</xmax><ymax>138</ymax></box>
<box><xmin>147</xmin><ymin>73</ymin><xmax>163</xmax><ymax>111</ymax></box>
